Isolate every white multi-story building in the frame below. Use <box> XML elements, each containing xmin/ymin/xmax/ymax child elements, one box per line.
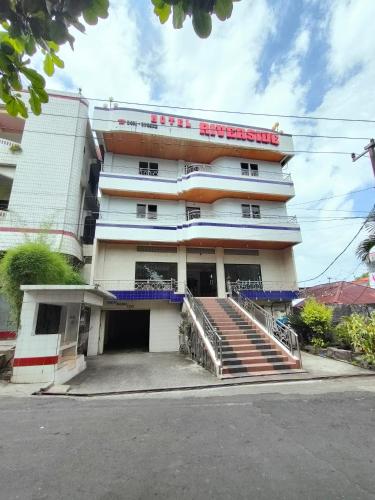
<box><xmin>90</xmin><ymin>107</ymin><xmax>302</xmax><ymax>355</ymax></box>
<box><xmin>0</xmin><ymin>91</ymin><xmax>99</xmax><ymax>333</ymax></box>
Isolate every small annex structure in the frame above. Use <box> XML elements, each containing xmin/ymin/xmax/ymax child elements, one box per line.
<box><xmin>11</xmin><ymin>285</ymin><xmax>114</xmax><ymax>384</ymax></box>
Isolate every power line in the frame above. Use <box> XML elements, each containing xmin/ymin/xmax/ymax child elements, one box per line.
<box><xmin>81</xmin><ymin>96</ymin><xmax>375</xmax><ymax>124</ymax></box>
<box><xmin>298</xmin><ymin>217</ymin><xmax>369</xmax><ymax>284</ymax></box>
<box><xmin>15</xmin><ymin>109</ymin><xmax>375</xmax><ymax>142</ymax></box>
<box><xmin>289</xmin><ymin>187</ymin><xmax>374</xmax><ymax>206</ymax></box>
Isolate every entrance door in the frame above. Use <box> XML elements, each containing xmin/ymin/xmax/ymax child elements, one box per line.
<box><xmin>104</xmin><ymin>310</ymin><xmax>150</xmax><ymax>351</ymax></box>
<box><xmin>186</xmin><ymin>263</ymin><xmax>217</xmax><ymax>297</ymax></box>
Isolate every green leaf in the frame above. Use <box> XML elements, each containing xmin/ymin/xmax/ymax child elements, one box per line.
<box><xmin>20</xmin><ymin>67</ymin><xmax>46</xmax><ymax>89</ymax></box>
<box><xmin>214</xmin><ymin>0</ymin><xmax>233</xmax><ymax>21</ymax></box>
<box><xmin>33</xmin><ymin>85</ymin><xmax>49</xmax><ymax>103</ymax></box>
<box><xmin>9</xmin><ymin>72</ymin><xmax>22</xmax><ymax>91</ymax></box>
<box><xmin>172</xmin><ymin>3</ymin><xmax>186</xmax><ymax>29</ymax></box>
<box><xmin>50</xmin><ymin>52</ymin><xmax>64</xmax><ymax>69</ymax></box>
<box><xmin>192</xmin><ymin>9</ymin><xmax>212</xmax><ymax>38</ymax></box>
<box><xmin>14</xmin><ymin>96</ymin><xmax>28</xmax><ymax>118</ymax></box>
<box><xmin>43</xmin><ymin>53</ymin><xmax>54</xmax><ymax>76</ymax></box>
<box><xmin>83</xmin><ymin>6</ymin><xmax>99</xmax><ymax>25</ymax></box>
<box><xmin>92</xmin><ymin>0</ymin><xmax>109</xmax><ymax>18</ymax></box>
<box><xmin>49</xmin><ymin>20</ymin><xmax>70</xmax><ymax>44</ymax></box>
<box><xmin>29</xmin><ymin>87</ymin><xmax>42</xmax><ymax>115</ymax></box>
<box><xmin>5</xmin><ymin>96</ymin><xmax>19</xmax><ymax>116</ymax></box>
<box><xmin>154</xmin><ymin>2</ymin><xmax>171</xmax><ymax>24</ymax></box>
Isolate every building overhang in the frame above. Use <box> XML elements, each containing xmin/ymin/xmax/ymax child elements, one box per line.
<box><xmin>93</xmin><ymin>107</ymin><xmax>294</xmax><ymax>165</ymax></box>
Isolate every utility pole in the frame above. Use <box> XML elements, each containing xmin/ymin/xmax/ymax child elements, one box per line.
<box><xmin>351</xmin><ymin>138</ymin><xmax>375</xmax><ymax>177</ymax></box>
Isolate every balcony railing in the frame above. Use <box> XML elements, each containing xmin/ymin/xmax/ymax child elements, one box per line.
<box><xmin>99</xmin><ymin>211</ymin><xmax>299</xmax><ymax>227</ymax></box>
<box><xmin>0</xmin><ymin>209</ymin><xmax>7</xmax><ymax>223</ymax></box>
<box><xmin>102</xmin><ymin>163</ymin><xmax>292</xmax><ymax>183</ymax></box>
<box><xmin>0</xmin><ymin>138</ymin><xmax>22</xmax><ymax>151</ymax></box>
<box><xmin>227</xmin><ymin>280</ymin><xmax>299</xmax><ymax>291</ymax></box>
<box><xmin>184</xmin><ymin>163</ymin><xmax>292</xmax><ymax>182</ymax></box>
<box><xmin>94</xmin><ymin>279</ymin><xmax>179</xmax><ymax>291</ymax></box>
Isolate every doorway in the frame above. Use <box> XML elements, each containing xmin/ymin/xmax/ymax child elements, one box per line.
<box><xmin>104</xmin><ymin>310</ymin><xmax>150</xmax><ymax>351</ymax></box>
<box><xmin>186</xmin><ymin>263</ymin><xmax>217</xmax><ymax>297</ymax></box>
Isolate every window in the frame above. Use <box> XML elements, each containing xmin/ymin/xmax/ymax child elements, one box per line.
<box><xmin>242</xmin><ymin>204</ymin><xmax>261</xmax><ymax>219</ymax></box>
<box><xmin>135</xmin><ymin>262</ymin><xmax>177</xmax><ymax>281</ymax></box>
<box><xmin>224</xmin><ymin>264</ymin><xmax>262</xmax><ymax>288</ymax></box>
<box><xmin>139</xmin><ymin>161</ymin><xmax>158</xmax><ymax>176</ymax></box>
<box><xmin>250</xmin><ymin>163</ymin><xmax>259</xmax><ymax>176</ymax></box>
<box><xmin>240</xmin><ymin>162</ymin><xmax>258</xmax><ymax>176</ymax></box>
<box><xmin>35</xmin><ymin>304</ymin><xmax>63</xmax><ymax>335</ymax></box>
<box><xmin>186</xmin><ymin>206</ymin><xmax>201</xmax><ymax>220</ymax></box>
<box><xmin>137</xmin><ymin>204</ymin><xmax>157</xmax><ymax>219</ymax></box>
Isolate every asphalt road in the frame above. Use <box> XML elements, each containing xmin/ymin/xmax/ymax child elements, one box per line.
<box><xmin>1</xmin><ymin>382</ymin><xmax>375</xmax><ymax>500</ymax></box>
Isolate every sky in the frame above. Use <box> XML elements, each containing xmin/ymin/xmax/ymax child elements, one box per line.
<box><xmin>44</xmin><ymin>0</ymin><xmax>375</xmax><ymax>285</ymax></box>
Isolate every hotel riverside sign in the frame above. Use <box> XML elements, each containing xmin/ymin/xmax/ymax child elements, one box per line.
<box><xmin>116</xmin><ymin>113</ymin><xmax>280</xmax><ymax>147</ymax></box>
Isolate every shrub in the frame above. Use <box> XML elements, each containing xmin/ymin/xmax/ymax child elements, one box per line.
<box><xmin>0</xmin><ymin>241</ymin><xmax>83</xmax><ymax>325</ymax></box>
<box><xmin>300</xmin><ymin>298</ymin><xmax>333</xmax><ymax>343</ymax></box>
<box><xmin>287</xmin><ymin>311</ymin><xmax>314</xmax><ymax>345</ymax></box>
<box><xmin>335</xmin><ymin>312</ymin><xmax>375</xmax><ymax>354</ymax></box>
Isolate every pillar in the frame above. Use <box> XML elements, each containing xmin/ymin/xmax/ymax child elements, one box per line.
<box><xmin>216</xmin><ymin>247</ymin><xmax>226</xmax><ymax>298</ymax></box>
<box><xmin>87</xmin><ymin>306</ymin><xmax>101</xmax><ymax>356</ymax></box>
<box><xmin>177</xmin><ymin>246</ymin><xmax>187</xmax><ymax>293</ymax></box>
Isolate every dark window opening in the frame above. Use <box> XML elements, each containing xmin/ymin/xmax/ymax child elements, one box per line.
<box><xmin>225</xmin><ymin>264</ymin><xmax>262</xmax><ymax>287</ymax></box>
<box><xmin>82</xmin><ymin>215</ymin><xmax>96</xmax><ymax>244</ymax></box>
<box><xmin>241</xmin><ymin>204</ymin><xmax>261</xmax><ymax>219</ymax></box>
<box><xmin>135</xmin><ymin>262</ymin><xmax>177</xmax><ymax>281</ymax></box>
<box><xmin>186</xmin><ymin>206</ymin><xmax>201</xmax><ymax>220</ymax></box>
<box><xmin>240</xmin><ymin>162</ymin><xmax>249</xmax><ymax>175</ymax></box>
<box><xmin>250</xmin><ymin>163</ymin><xmax>259</xmax><ymax>176</ymax></box>
<box><xmin>35</xmin><ymin>304</ymin><xmax>63</xmax><ymax>335</ymax></box>
<box><xmin>139</xmin><ymin>161</ymin><xmax>159</xmax><ymax>176</ymax></box>
<box><xmin>0</xmin><ymin>200</ymin><xmax>9</xmax><ymax>210</ymax></box>
<box><xmin>137</xmin><ymin>203</ymin><xmax>157</xmax><ymax>219</ymax></box>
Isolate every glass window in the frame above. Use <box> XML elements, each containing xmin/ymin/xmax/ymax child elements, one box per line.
<box><xmin>137</xmin><ymin>204</ymin><xmax>146</xmax><ymax>218</ymax></box>
<box><xmin>251</xmin><ymin>204</ymin><xmax>261</xmax><ymax>218</ymax></box>
<box><xmin>186</xmin><ymin>206</ymin><xmax>201</xmax><ymax>220</ymax></box>
<box><xmin>241</xmin><ymin>204</ymin><xmax>251</xmax><ymax>218</ymax></box>
<box><xmin>250</xmin><ymin>163</ymin><xmax>259</xmax><ymax>176</ymax></box>
<box><xmin>139</xmin><ymin>161</ymin><xmax>158</xmax><ymax>176</ymax></box>
<box><xmin>35</xmin><ymin>304</ymin><xmax>63</xmax><ymax>335</ymax></box>
<box><xmin>135</xmin><ymin>262</ymin><xmax>177</xmax><ymax>281</ymax></box>
<box><xmin>240</xmin><ymin>162</ymin><xmax>249</xmax><ymax>175</ymax></box>
<box><xmin>148</xmin><ymin>205</ymin><xmax>157</xmax><ymax>219</ymax></box>
<box><xmin>224</xmin><ymin>264</ymin><xmax>262</xmax><ymax>285</ymax></box>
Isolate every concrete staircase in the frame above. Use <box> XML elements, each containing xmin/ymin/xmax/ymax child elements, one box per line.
<box><xmin>198</xmin><ymin>297</ymin><xmax>301</xmax><ymax>378</ymax></box>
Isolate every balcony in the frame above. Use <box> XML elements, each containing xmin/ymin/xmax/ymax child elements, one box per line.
<box><xmin>99</xmin><ymin>163</ymin><xmax>295</xmax><ymax>202</ymax></box>
<box><xmin>228</xmin><ymin>280</ymin><xmax>299</xmax><ymax>301</ymax></box>
<box><xmin>95</xmin><ymin>213</ymin><xmax>302</xmax><ymax>249</ymax></box>
<box><xmin>0</xmin><ymin>138</ymin><xmax>22</xmax><ymax>166</ymax></box>
<box><xmin>93</xmin><ymin>279</ymin><xmax>184</xmax><ymax>302</ymax></box>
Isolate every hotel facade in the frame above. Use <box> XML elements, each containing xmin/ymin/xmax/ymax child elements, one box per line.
<box><xmin>1</xmin><ymin>92</ymin><xmax>302</xmax><ymax>382</ymax></box>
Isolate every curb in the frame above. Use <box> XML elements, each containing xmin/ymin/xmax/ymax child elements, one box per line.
<box><xmin>35</xmin><ymin>372</ymin><xmax>375</xmax><ymax>398</ymax></box>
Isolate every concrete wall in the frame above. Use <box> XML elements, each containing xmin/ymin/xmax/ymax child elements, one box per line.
<box><xmin>0</xmin><ymin>92</ymin><xmax>96</xmax><ymax>260</ymax></box>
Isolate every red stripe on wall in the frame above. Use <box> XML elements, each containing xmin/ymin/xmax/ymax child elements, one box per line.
<box><xmin>13</xmin><ymin>356</ymin><xmax>59</xmax><ymax>367</ymax></box>
<box><xmin>0</xmin><ymin>227</ymin><xmax>78</xmax><ymax>241</ymax></box>
<box><xmin>0</xmin><ymin>331</ymin><xmax>16</xmax><ymax>340</ymax></box>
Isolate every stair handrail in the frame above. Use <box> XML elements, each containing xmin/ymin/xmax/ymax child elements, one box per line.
<box><xmin>184</xmin><ymin>287</ymin><xmax>222</xmax><ymax>365</ymax></box>
<box><xmin>230</xmin><ymin>288</ymin><xmax>301</xmax><ymax>362</ymax></box>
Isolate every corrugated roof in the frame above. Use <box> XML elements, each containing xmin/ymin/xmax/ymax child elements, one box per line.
<box><xmin>301</xmin><ymin>281</ymin><xmax>375</xmax><ymax>305</ymax></box>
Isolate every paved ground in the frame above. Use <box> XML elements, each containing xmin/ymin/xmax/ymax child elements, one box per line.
<box><xmin>1</xmin><ymin>377</ymin><xmax>375</xmax><ymax>500</ymax></box>
<box><xmin>65</xmin><ymin>351</ymin><xmax>370</xmax><ymax>395</ymax></box>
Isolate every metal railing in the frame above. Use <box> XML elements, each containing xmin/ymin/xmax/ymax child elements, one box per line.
<box><xmin>184</xmin><ymin>287</ymin><xmax>222</xmax><ymax>370</ymax></box>
<box><xmin>227</xmin><ymin>280</ymin><xmax>299</xmax><ymax>292</ymax></box>
<box><xmin>184</xmin><ymin>162</ymin><xmax>292</xmax><ymax>182</ymax></box>
<box><xmin>94</xmin><ymin>279</ymin><xmax>178</xmax><ymax>291</ymax></box>
<box><xmin>230</xmin><ymin>287</ymin><xmax>301</xmax><ymax>362</ymax></box>
<box><xmin>0</xmin><ymin>138</ymin><xmax>21</xmax><ymax>148</ymax></box>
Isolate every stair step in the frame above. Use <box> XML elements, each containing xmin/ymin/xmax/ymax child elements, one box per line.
<box><xmin>222</xmin><ymin>349</ymin><xmax>280</xmax><ymax>357</ymax></box>
<box><xmin>223</xmin><ymin>355</ymin><xmax>288</xmax><ymax>366</ymax></box>
<box><xmin>222</xmin><ymin>361</ymin><xmax>297</xmax><ymax>375</ymax></box>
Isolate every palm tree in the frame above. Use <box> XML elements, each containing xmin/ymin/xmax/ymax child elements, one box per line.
<box><xmin>356</xmin><ymin>206</ymin><xmax>375</xmax><ymax>262</ymax></box>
